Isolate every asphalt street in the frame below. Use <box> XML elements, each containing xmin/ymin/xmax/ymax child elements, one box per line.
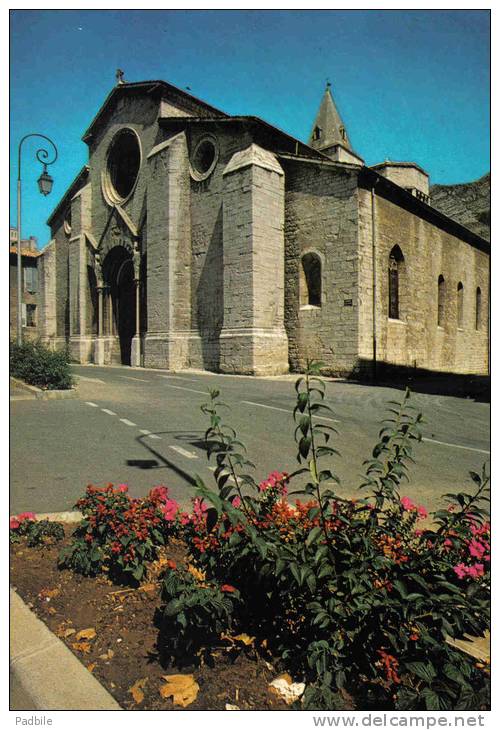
<box><xmin>10</xmin><ymin>365</ymin><xmax>490</xmax><ymax>515</ymax></box>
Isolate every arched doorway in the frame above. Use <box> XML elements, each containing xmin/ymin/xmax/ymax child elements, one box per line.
<box><xmin>102</xmin><ymin>246</ymin><xmax>135</xmax><ymax>365</ymax></box>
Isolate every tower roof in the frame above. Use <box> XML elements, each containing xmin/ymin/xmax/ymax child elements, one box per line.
<box><xmin>308</xmin><ymin>82</ymin><xmax>352</xmax><ymax>152</ymax></box>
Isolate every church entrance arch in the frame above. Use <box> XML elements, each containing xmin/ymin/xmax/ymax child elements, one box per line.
<box><xmin>102</xmin><ymin>246</ymin><xmax>135</xmax><ymax>365</ymax></box>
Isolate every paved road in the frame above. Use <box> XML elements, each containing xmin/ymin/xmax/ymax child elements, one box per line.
<box><xmin>10</xmin><ymin>365</ymin><xmax>490</xmax><ymax>515</ymax></box>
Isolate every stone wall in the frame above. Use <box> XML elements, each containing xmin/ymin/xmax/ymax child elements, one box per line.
<box><xmin>283</xmin><ymin>161</ymin><xmax>360</xmax><ymax>374</ymax></box>
<box><xmin>358</xmin><ymin>187</ymin><xmax>489</xmax><ymax>375</ymax></box>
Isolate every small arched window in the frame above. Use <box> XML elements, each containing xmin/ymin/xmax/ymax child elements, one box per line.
<box><xmin>300</xmin><ymin>252</ymin><xmax>322</xmax><ymax>307</ymax></box>
<box><xmin>437</xmin><ymin>275</ymin><xmax>446</xmax><ymax>327</ymax></box>
<box><xmin>475</xmin><ymin>287</ymin><xmax>482</xmax><ymax>330</ymax></box>
<box><xmin>388</xmin><ymin>245</ymin><xmax>404</xmax><ymax>320</ymax></box>
<box><xmin>312</xmin><ymin>126</ymin><xmax>322</xmax><ymax>142</ymax></box>
<box><xmin>457</xmin><ymin>282</ymin><xmax>464</xmax><ymax>329</ymax></box>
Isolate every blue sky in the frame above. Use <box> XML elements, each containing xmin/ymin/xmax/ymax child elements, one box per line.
<box><xmin>10</xmin><ymin>9</ymin><xmax>490</xmax><ymax>248</ymax></box>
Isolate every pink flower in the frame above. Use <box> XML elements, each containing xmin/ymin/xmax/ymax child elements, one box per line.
<box><xmin>150</xmin><ymin>485</ymin><xmax>169</xmax><ymax>503</ymax></box>
<box><xmin>400</xmin><ymin>496</ymin><xmax>416</xmax><ymax>512</ymax></box>
<box><xmin>417</xmin><ymin>505</ymin><xmax>428</xmax><ymax>519</ymax></box>
<box><xmin>468</xmin><ymin>539</ymin><xmax>486</xmax><ymax>559</ymax></box>
<box><xmin>161</xmin><ymin>498</ymin><xmax>179</xmax><ymax>522</ymax></box>
<box><xmin>447</xmin><ymin>504</ymin><xmax>456</xmax><ymax>513</ymax></box>
<box><xmin>192</xmin><ymin>497</ymin><xmax>208</xmax><ymax>519</ymax></box>
<box><xmin>179</xmin><ymin>512</ymin><xmax>191</xmax><ymax>526</ymax></box>
<box><xmin>232</xmin><ymin>496</ymin><xmax>242</xmax><ymax>508</ymax></box>
<box><xmin>468</xmin><ymin>563</ymin><xmax>485</xmax><ymax>579</ymax></box>
<box><xmin>17</xmin><ymin>512</ymin><xmax>36</xmax><ymax>522</ymax></box>
<box><xmin>117</xmin><ymin>484</ymin><xmax>128</xmax><ymax>493</ymax></box>
<box><xmin>443</xmin><ymin>538</ymin><xmax>453</xmax><ymax>549</ymax></box>
<box><xmin>453</xmin><ymin>563</ymin><xmax>468</xmax><ymax>579</ymax></box>
<box><xmin>414</xmin><ymin>529</ymin><xmax>423</xmax><ymax>537</ymax></box>
<box><xmin>9</xmin><ymin>517</ymin><xmax>20</xmax><ymax>530</ymax></box>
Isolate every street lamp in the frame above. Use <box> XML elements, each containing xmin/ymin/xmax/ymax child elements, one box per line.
<box><xmin>16</xmin><ymin>134</ymin><xmax>58</xmax><ymax>344</ymax></box>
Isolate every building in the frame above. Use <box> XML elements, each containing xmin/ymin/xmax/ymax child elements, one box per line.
<box><xmin>37</xmin><ymin>76</ymin><xmax>490</xmax><ymax>377</ymax></box>
<box><xmin>10</xmin><ymin>228</ymin><xmax>40</xmax><ymax>339</ymax></box>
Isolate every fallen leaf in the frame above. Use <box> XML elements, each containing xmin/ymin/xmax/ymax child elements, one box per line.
<box><xmin>225</xmin><ymin>703</ymin><xmax>240</xmax><ymax>710</ymax></box>
<box><xmin>159</xmin><ymin>674</ymin><xmax>199</xmax><ymax>707</ymax></box>
<box><xmin>39</xmin><ymin>588</ymin><xmax>60</xmax><ymax>599</ymax></box>
<box><xmin>98</xmin><ymin>649</ymin><xmax>115</xmax><ymax>660</ymax></box>
<box><xmin>139</xmin><ymin>583</ymin><xmax>157</xmax><ymax>593</ymax></box>
<box><xmin>86</xmin><ymin>663</ymin><xmax>96</xmax><ymax>673</ymax></box>
<box><xmin>75</xmin><ymin>628</ymin><xmax>96</xmax><ymax>641</ymax></box>
<box><xmin>268</xmin><ymin>673</ymin><xmax>305</xmax><ymax>705</ymax></box>
<box><xmin>129</xmin><ymin>678</ymin><xmax>147</xmax><ymax>705</ymax></box>
<box><xmin>71</xmin><ymin>641</ymin><xmax>91</xmax><ymax>654</ymax></box>
<box><xmin>63</xmin><ymin>628</ymin><xmax>76</xmax><ymax>638</ymax></box>
<box><xmin>47</xmin><ymin>607</ymin><xmax>57</xmax><ymax>615</ymax></box>
<box><xmin>221</xmin><ymin>632</ymin><xmax>255</xmax><ymax>647</ymax></box>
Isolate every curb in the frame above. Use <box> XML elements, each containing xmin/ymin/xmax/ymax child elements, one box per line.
<box><xmin>10</xmin><ymin>376</ymin><xmax>77</xmax><ymax>400</ymax></box>
<box><xmin>10</xmin><ymin>588</ymin><xmax>122</xmax><ymax>710</ymax></box>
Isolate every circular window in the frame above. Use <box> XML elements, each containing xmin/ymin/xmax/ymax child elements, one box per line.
<box><xmin>191</xmin><ymin>137</ymin><xmax>218</xmax><ymax>180</ymax></box>
<box><xmin>105</xmin><ymin>128</ymin><xmax>141</xmax><ymax>202</ymax></box>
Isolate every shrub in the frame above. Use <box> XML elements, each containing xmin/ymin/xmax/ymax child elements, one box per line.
<box><xmin>158</xmin><ymin>363</ymin><xmax>490</xmax><ymax>710</ymax></box>
<box><xmin>58</xmin><ymin>484</ymin><xmax>182</xmax><ymax>583</ymax></box>
<box><xmin>10</xmin><ymin>340</ymin><xmax>73</xmax><ymax>390</ymax></box>
<box><xmin>10</xmin><ymin>513</ymin><xmax>64</xmax><ymax>546</ymax></box>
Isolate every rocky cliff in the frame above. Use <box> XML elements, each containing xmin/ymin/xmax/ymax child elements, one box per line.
<box><xmin>430</xmin><ymin>173</ymin><xmax>490</xmax><ymax>242</ymax></box>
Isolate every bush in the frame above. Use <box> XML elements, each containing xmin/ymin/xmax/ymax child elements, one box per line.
<box><xmin>158</xmin><ymin>363</ymin><xmax>490</xmax><ymax>710</ymax></box>
<box><xmin>10</xmin><ymin>513</ymin><xmax>65</xmax><ymax>546</ymax></box>
<box><xmin>59</xmin><ymin>484</ymin><xmax>182</xmax><ymax>583</ymax></box>
<box><xmin>10</xmin><ymin>340</ymin><xmax>74</xmax><ymax>390</ymax></box>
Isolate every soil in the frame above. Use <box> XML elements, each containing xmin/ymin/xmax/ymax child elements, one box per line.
<box><xmin>10</xmin><ymin>530</ymin><xmax>290</xmax><ymax>711</ymax></box>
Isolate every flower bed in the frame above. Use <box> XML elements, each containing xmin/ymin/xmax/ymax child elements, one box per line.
<box><xmin>10</xmin><ymin>364</ymin><xmax>490</xmax><ymax>711</ymax></box>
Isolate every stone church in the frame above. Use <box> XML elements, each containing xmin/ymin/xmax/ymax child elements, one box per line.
<box><xmin>37</xmin><ymin>75</ymin><xmax>490</xmax><ymax>376</ymax></box>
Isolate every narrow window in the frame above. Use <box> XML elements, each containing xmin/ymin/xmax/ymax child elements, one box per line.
<box><xmin>301</xmin><ymin>252</ymin><xmax>322</xmax><ymax>307</ymax></box>
<box><xmin>24</xmin><ymin>266</ymin><xmax>37</xmax><ymax>293</ymax></box>
<box><xmin>457</xmin><ymin>282</ymin><xmax>464</xmax><ymax>328</ymax></box>
<box><xmin>26</xmin><ymin>304</ymin><xmax>37</xmax><ymax>327</ymax></box>
<box><xmin>438</xmin><ymin>275</ymin><xmax>446</xmax><ymax>327</ymax></box>
<box><xmin>475</xmin><ymin>287</ymin><xmax>482</xmax><ymax>330</ymax></box>
<box><xmin>312</xmin><ymin>126</ymin><xmax>322</xmax><ymax>142</ymax></box>
<box><xmin>388</xmin><ymin>245</ymin><xmax>404</xmax><ymax>319</ymax></box>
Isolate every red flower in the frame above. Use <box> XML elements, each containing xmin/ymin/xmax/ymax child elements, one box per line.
<box><xmin>9</xmin><ymin>517</ymin><xmax>20</xmax><ymax>530</ymax></box>
<box><xmin>166</xmin><ymin>559</ymin><xmax>177</xmax><ymax>570</ymax></box>
<box><xmin>221</xmin><ymin>584</ymin><xmax>236</xmax><ymax>593</ymax></box>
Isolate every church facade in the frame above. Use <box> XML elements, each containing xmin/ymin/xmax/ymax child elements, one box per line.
<box><xmin>37</xmin><ymin>77</ymin><xmax>490</xmax><ymax>376</ymax></box>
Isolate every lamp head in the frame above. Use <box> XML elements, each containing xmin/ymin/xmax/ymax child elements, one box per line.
<box><xmin>37</xmin><ymin>167</ymin><xmax>53</xmax><ymax>196</ymax></box>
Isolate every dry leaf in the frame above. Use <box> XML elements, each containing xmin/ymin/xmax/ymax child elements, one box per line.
<box><xmin>63</xmin><ymin>628</ymin><xmax>76</xmax><ymax>638</ymax></box>
<box><xmin>39</xmin><ymin>587</ymin><xmax>60</xmax><ymax>599</ymax></box>
<box><xmin>76</xmin><ymin>628</ymin><xmax>96</xmax><ymax>641</ymax></box>
<box><xmin>139</xmin><ymin>583</ymin><xmax>157</xmax><ymax>593</ymax></box>
<box><xmin>129</xmin><ymin>678</ymin><xmax>147</xmax><ymax>705</ymax></box>
<box><xmin>159</xmin><ymin>674</ymin><xmax>199</xmax><ymax>707</ymax></box>
<box><xmin>47</xmin><ymin>607</ymin><xmax>57</xmax><ymax>615</ymax></box>
<box><xmin>71</xmin><ymin>641</ymin><xmax>91</xmax><ymax>654</ymax></box>
<box><xmin>225</xmin><ymin>704</ymin><xmax>240</xmax><ymax>710</ymax></box>
<box><xmin>86</xmin><ymin>663</ymin><xmax>96</xmax><ymax>673</ymax></box>
<box><xmin>98</xmin><ymin>649</ymin><xmax>114</xmax><ymax>660</ymax></box>
<box><xmin>221</xmin><ymin>632</ymin><xmax>255</xmax><ymax>647</ymax></box>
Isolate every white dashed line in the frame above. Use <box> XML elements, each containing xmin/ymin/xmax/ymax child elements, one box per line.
<box><xmin>85</xmin><ymin>401</ymin><xmax>99</xmax><ymax>407</ymax></box>
<box><xmin>101</xmin><ymin>408</ymin><xmax>116</xmax><ymax>416</ymax></box>
<box><xmin>140</xmin><ymin>429</ymin><xmax>152</xmax><ymax>435</ymax></box>
<box><xmin>160</xmin><ymin>383</ymin><xmax>208</xmax><ymax>395</ymax></box>
<box><xmin>118</xmin><ymin>376</ymin><xmax>150</xmax><ymax>383</ymax></box>
<box><xmin>168</xmin><ymin>445</ymin><xmax>198</xmax><ymax>459</ymax></box>
<box><xmin>157</xmin><ymin>375</ymin><xmax>201</xmax><ymax>383</ymax></box>
<box><xmin>119</xmin><ymin>418</ymin><xmax>137</xmax><ymax>427</ymax></box>
<box><xmin>241</xmin><ymin>400</ymin><xmax>340</xmax><ymax>423</ymax></box>
<box><xmin>148</xmin><ymin>434</ymin><xmax>162</xmax><ymax>440</ymax></box>
<box><xmin>422</xmin><ymin>437</ymin><xmax>490</xmax><ymax>455</ymax></box>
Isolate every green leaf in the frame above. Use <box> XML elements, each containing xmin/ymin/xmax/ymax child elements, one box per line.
<box><xmin>406</xmin><ymin>662</ymin><xmax>437</xmax><ymax>682</ymax></box>
<box><xmin>306</xmin><ymin>526</ymin><xmax>323</xmax><ymax>548</ymax></box>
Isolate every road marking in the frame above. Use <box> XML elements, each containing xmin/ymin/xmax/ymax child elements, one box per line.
<box><xmin>85</xmin><ymin>401</ymin><xmax>99</xmax><ymax>407</ymax></box>
<box><xmin>169</xmin><ymin>445</ymin><xmax>198</xmax><ymax>459</ymax></box>
<box><xmin>78</xmin><ymin>376</ymin><xmax>106</xmax><ymax>384</ymax></box>
<box><xmin>157</xmin><ymin>375</ymin><xmax>201</xmax><ymax>383</ymax></box>
<box><xmin>101</xmin><ymin>408</ymin><xmax>116</xmax><ymax>416</ymax></box>
<box><xmin>138</xmin><ymin>429</ymin><xmax>162</xmax><ymax>440</ymax></box>
<box><xmin>160</xmin><ymin>383</ymin><xmax>208</xmax><ymax>395</ymax></box>
<box><xmin>119</xmin><ymin>418</ymin><xmax>137</xmax><ymax>427</ymax></box>
<box><xmin>241</xmin><ymin>400</ymin><xmax>340</xmax><ymax>423</ymax></box>
<box><xmin>422</xmin><ymin>437</ymin><xmax>490</xmax><ymax>455</ymax></box>
<box><xmin>148</xmin><ymin>434</ymin><xmax>162</xmax><ymax>440</ymax></box>
<box><xmin>118</xmin><ymin>376</ymin><xmax>150</xmax><ymax>383</ymax></box>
